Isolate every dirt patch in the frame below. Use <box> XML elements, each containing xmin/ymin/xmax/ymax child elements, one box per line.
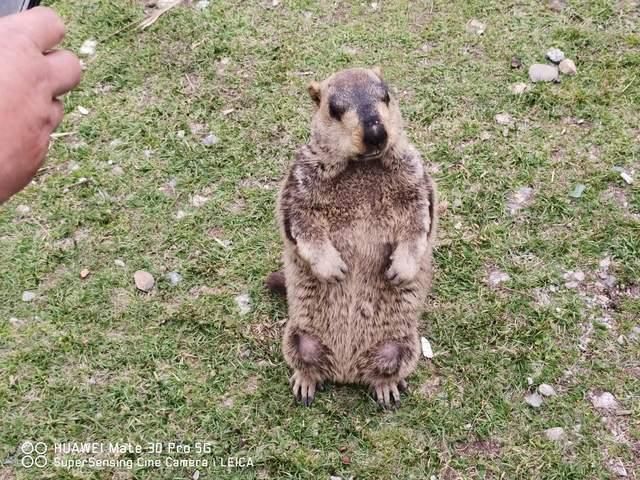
<box><xmin>111</xmin><ymin>288</ymin><xmax>132</xmax><ymax>314</ymax></box>
<box><xmin>0</xmin><ymin>468</ymin><xmax>15</xmax><ymax>480</ymax></box>
<box><xmin>419</xmin><ymin>376</ymin><xmax>441</xmax><ymax>399</ymax></box>
<box><xmin>455</xmin><ymin>438</ymin><xmax>502</xmax><ymax>458</ymax></box>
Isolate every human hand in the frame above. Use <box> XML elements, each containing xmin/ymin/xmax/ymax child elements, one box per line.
<box><xmin>0</xmin><ymin>7</ymin><xmax>82</xmax><ymax>203</ymax></box>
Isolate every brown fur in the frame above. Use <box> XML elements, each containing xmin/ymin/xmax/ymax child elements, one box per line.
<box><xmin>274</xmin><ymin>67</ymin><xmax>438</xmax><ymax>408</ymax></box>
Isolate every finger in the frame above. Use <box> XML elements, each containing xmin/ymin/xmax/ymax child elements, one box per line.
<box><xmin>45</xmin><ymin>50</ymin><xmax>82</xmax><ymax>97</ymax></box>
<box><xmin>49</xmin><ymin>99</ymin><xmax>64</xmax><ymax>131</ymax></box>
<box><xmin>391</xmin><ymin>385</ymin><xmax>401</xmax><ymax>406</ymax></box>
<box><xmin>383</xmin><ymin>387</ymin><xmax>391</xmax><ymax>408</ymax></box>
<box><xmin>10</xmin><ymin>7</ymin><xmax>65</xmax><ymax>52</ymax></box>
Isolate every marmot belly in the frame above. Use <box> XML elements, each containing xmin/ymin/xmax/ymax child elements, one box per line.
<box><xmin>283</xmin><ymin>229</ymin><xmax>429</xmax><ymax>384</ymax></box>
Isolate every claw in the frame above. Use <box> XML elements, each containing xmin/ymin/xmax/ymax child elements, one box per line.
<box><xmin>290</xmin><ymin>371</ymin><xmax>317</xmax><ymax>407</ymax></box>
<box><xmin>370</xmin><ymin>380</ymin><xmax>406</xmax><ymax>409</ymax></box>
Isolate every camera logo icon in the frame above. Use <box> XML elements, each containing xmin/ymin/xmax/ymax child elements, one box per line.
<box><xmin>20</xmin><ymin>441</ymin><xmax>48</xmax><ymax>468</ymax></box>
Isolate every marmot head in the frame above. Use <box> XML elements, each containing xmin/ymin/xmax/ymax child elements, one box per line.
<box><xmin>308</xmin><ymin>67</ymin><xmax>404</xmax><ymax>161</ymax></box>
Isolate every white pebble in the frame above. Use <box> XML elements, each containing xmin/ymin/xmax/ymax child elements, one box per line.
<box><xmin>22</xmin><ymin>291</ymin><xmax>36</xmax><ymax>302</ymax></box>
<box><xmin>79</xmin><ymin>39</ymin><xmax>97</xmax><ymax>56</ymax></box>
<box><xmin>495</xmin><ymin>113</ymin><xmax>514</xmax><ymax>125</ymax></box>
<box><xmin>510</xmin><ymin>82</ymin><xmax>531</xmax><ymax>95</ymax></box>
<box><xmin>77</xmin><ymin>106</ymin><xmax>90</xmax><ymax>115</ymax></box>
<box><xmin>620</xmin><ymin>172</ymin><xmax>633</xmax><ymax>184</ymax></box>
<box><xmin>546</xmin><ymin>47</ymin><xmax>565</xmax><ymax>63</ymax></box>
<box><xmin>114</xmin><ymin>259</ymin><xmax>126</xmax><ymax>268</ymax></box>
<box><xmin>235</xmin><ymin>293</ymin><xmax>252</xmax><ymax>315</ymax></box>
<box><xmin>590</xmin><ymin>391</ymin><xmax>619</xmax><ymax>410</ymax></box>
<box><xmin>525</xmin><ymin>392</ymin><xmax>543</xmax><ymax>408</ymax></box>
<box><xmin>538</xmin><ymin>383</ymin><xmax>556</xmax><ymax>397</ymax></box>
<box><xmin>559</xmin><ymin>58</ymin><xmax>577</xmax><ymax>75</ymax></box>
<box><xmin>421</xmin><ymin>336</ymin><xmax>434</xmax><ymax>359</ymax></box>
<box><xmin>465</xmin><ymin>18</ymin><xmax>485</xmax><ymax>35</ymax></box>
<box><xmin>529</xmin><ymin>64</ymin><xmax>559</xmax><ymax>83</ymax></box>
<box><xmin>16</xmin><ymin>205</ymin><xmax>31</xmax><ymax>215</ymax></box>
<box><xmin>191</xmin><ymin>195</ymin><xmax>209</xmax><ymax>208</ymax></box>
<box><xmin>201</xmin><ymin>134</ymin><xmax>219</xmax><ymax>146</ymax></box>
<box><xmin>166</xmin><ymin>271</ymin><xmax>182</xmax><ymax>286</ymax></box>
<box><xmin>487</xmin><ymin>270</ymin><xmax>510</xmax><ymax>287</ymax></box>
<box><xmin>545</xmin><ymin>427</ymin><xmax>566</xmax><ymax>441</ymax></box>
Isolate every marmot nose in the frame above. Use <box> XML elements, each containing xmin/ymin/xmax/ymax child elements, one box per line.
<box><xmin>363</xmin><ymin>122</ymin><xmax>388</xmax><ymax>149</ymax></box>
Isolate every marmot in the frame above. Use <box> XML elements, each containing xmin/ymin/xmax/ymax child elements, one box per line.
<box><xmin>271</xmin><ymin>67</ymin><xmax>437</xmax><ymax>408</ymax></box>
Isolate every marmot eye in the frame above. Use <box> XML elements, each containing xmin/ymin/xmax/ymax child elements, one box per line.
<box><xmin>383</xmin><ymin>91</ymin><xmax>390</xmax><ymax>104</ymax></box>
<box><xmin>329</xmin><ymin>101</ymin><xmax>346</xmax><ymax>120</ymax></box>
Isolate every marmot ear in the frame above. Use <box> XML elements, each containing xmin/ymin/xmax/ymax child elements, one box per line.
<box><xmin>308</xmin><ymin>81</ymin><xmax>321</xmax><ymax>105</ymax></box>
<box><xmin>371</xmin><ymin>66</ymin><xmax>384</xmax><ymax>80</ymax></box>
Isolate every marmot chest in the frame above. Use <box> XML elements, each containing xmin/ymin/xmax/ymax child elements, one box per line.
<box><xmin>314</xmin><ymin>161</ymin><xmax>416</xmax><ymax>233</ymax></box>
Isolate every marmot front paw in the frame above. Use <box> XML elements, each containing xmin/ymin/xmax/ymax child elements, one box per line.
<box><xmin>310</xmin><ymin>247</ymin><xmax>348</xmax><ymax>283</ymax></box>
<box><xmin>385</xmin><ymin>253</ymin><xmax>419</xmax><ymax>286</ymax></box>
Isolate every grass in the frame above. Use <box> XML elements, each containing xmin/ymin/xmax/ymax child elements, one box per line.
<box><xmin>0</xmin><ymin>0</ymin><xmax>639</xmax><ymax>478</ymax></box>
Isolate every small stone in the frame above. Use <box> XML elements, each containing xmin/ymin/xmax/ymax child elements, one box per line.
<box><xmin>194</xmin><ymin>0</ymin><xmax>209</xmax><ymax>9</ymax></box>
<box><xmin>608</xmin><ymin>458</ymin><xmax>628</xmax><ymax>477</ymax></box>
<box><xmin>77</xmin><ymin>106</ymin><xmax>90</xmax><ymax>115</ymax></box>
<box><xmin>193</xmin><ymin>470</ymin><xmax>201</xmax><ymax>480</ymax></box>
<box><xmin>175</xmin><ymin>210</ymin><xmax>187</xmax><ymax>220</ymax></box>
<box><xmin>529</xmin><ymin>64</ymin><xmax>559</xmax><ymax>82</ymax></box>
<box><xmin>569</xmin><ymin>184</ymin><xmax>586</xmax><ymax>198</ymax></box>
<box><xmin>487</xmin><ymin>270</ymin><xmax>510</xmax><ymax>287</ymax></box>
<box><xmin>546</xmin><ymin>47</ymin><xmax>565</xmax><ymax>64</ymax></box>
<box><xmin>235</xmin><ymin>293</ymin><xmax>252</xmax><ymax>315</ymax></box>
<box><xmin>330</xmin><ymin>477</ymin><xmax>343</xmax><ymax>480</ymax></box>
<box><xmin>548</xmin><ymin>0</ymin><xmax>566</xmax><ymax>11</ymax></box>
<box><xmin>507</xmin><ymin>186</ymin><xmax>534</xmax><ymax>214</ymax></box>
<box><xmin>114</xmin><ymin>259</ymin><xmax>126</xmax><ymax>268</ymax></box>
<box><xmin>191</xmin><ymin>195</ymin><xmax>209</xmax><ymax>208</ymax></box>
<box><xmin>111</xmin><ymin>165</ymin><xmax>124</xmax><ymax>176</ymax></box>
<box><xmin>465</xmin><ymin>19</ymin><xmax>486</xmax><ymax>35</ymax></box>
<box><xmin>79</xmin><ymin>39</ymin><xmax>97</xmax><ymax>56</ymax></box>
<box><xmin>559</xmin><ymin>58</ymin><xmax>577</xmax><ymax>75</ymax></box>
<box><xmin>9</xmin><ymin>317</ymin><xmax>23</xmax><ymax>327</ymax></box>
<box><xmin>201</xmin><ymin>133</ymin><xmax>219</xmax><ymax>146</ymax></box>
<box><xmin>134</xmin><ymin>271</ymin><xmax>155</xmax><ymax>292</ymax></box>
<box><xmin>495</xmin><ymin>113</ymin><xmax>514</xmax><ymax>126</ymax></box>
<box><xmin>479</xmin><ymin>131</ymin><xmax>492</xmax><ymax>141</ymax></box>
<box><xmin>525</xmin><ymin>392</ymin><xmax>543</xmax><ymax>408</ymax></box>
<box><xmin>620</xmin><ymin>172</ymin><xmax>633</xmax><ymax>184</ymax></box>
<box><xmin>166</xmin><ymin>271</ymin><xmax>182</xmax><ymax>286</ymax></box>
<box><xmin>510</xmin><ymin>82</ymin><xmax>531</xmax><ymax>95</ymax></box>
<box><xmin>590</xmin><ymin>391</ymin><xmax>619</xmax><ymax>410</ymax></box>
<box><xmin>22</xmin><ymin>291</ymin><xmax>36</xmax><ymax>302</ymax></box>
<box><xmin>421</xmin><ymin>336</ymin><xmax>434</xmax><ymax>359</ymax></box>
<box><xmin>538</xmin><ymin>383</ymin><xmax>556</xmax><ymax>397</ymax></box>
<box><xmin>510</xmin><ymin>56</ymin><xmax>522</xmax><ymax>69</ymax></box>
<box><xmin>545</xmin><ymin>427</ymin><xmax>566</xmax><ymax>441</ymax></box>
<box><xmin>16</xmin><ymin>204</ymin><xmax>31</xmax><ymax>215</ymax></box>
<box><xmin>80</xmin><ymin>268</ymin><xmax>90</xmax><ymax>279</ymax></box>
<box><xmin>370</xmin><ymin>2</ymin><xmax>379</xmax><ymax>11</ymax></box>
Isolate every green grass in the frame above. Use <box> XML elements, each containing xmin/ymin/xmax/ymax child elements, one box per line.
<box><xmin>1</xmin><ymin>0</ymin><xmax>639</xmax><ymax>479</ymax></box>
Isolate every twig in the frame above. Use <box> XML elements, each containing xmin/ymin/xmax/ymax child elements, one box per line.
<box><xmin>138</xmin><ymin>0</ymin><xmax>182</xmax><ymax>30</ymax></box>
